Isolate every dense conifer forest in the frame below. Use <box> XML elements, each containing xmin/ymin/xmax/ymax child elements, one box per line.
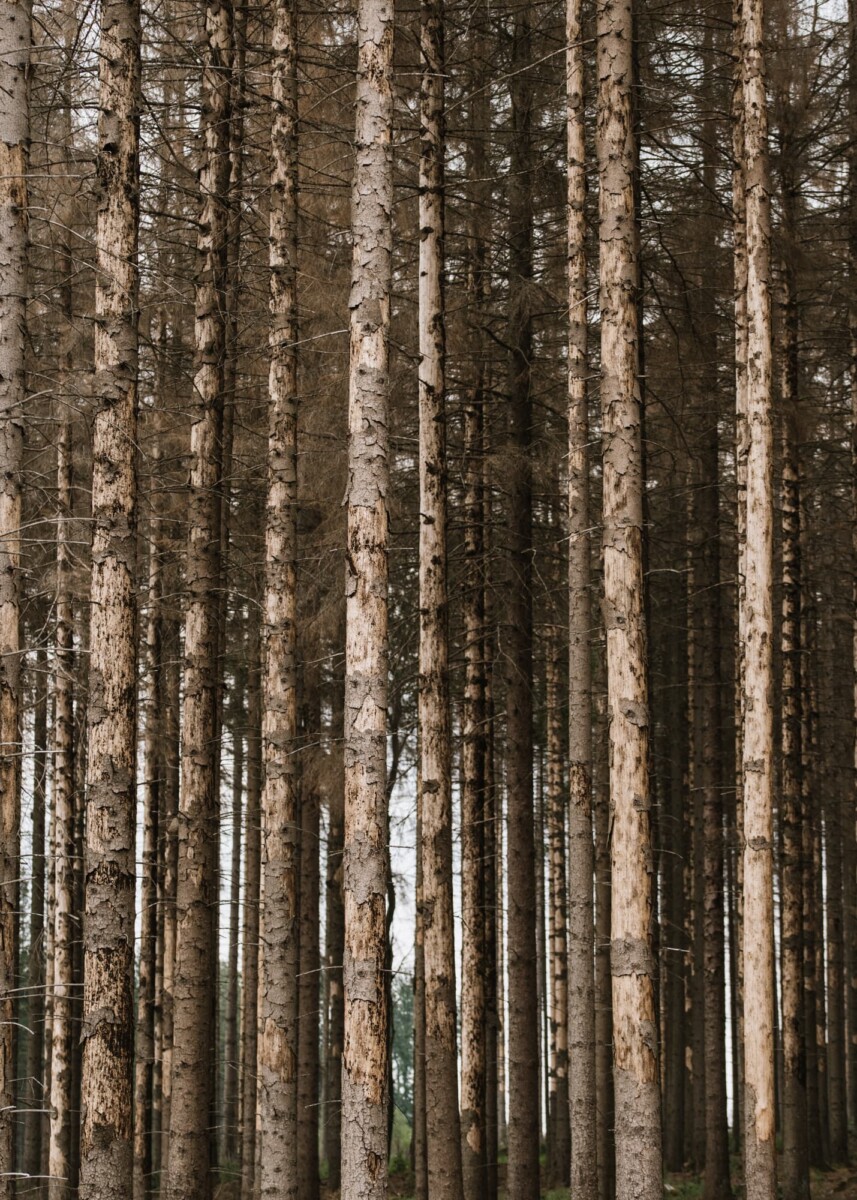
<box><xmin>0</xmin><ymin>0</ymin><xmax>856</xmax><ymax>1195</ymax></box>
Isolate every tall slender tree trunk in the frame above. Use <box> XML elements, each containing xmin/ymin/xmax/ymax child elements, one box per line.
<box><xmin>482</xmin><ymin>558</ymin><xmax>499</xmax><ymax>1200</ymax></box>
<box><xmin>297</xmin><ymin>674</ymin><xmax>320</xmax><ymax>1200</ymax></box>
<box><xmin>166</xmin><ymin>0</ymin><xmax>232</xmax><ymax>1189</ymax></box>
<box><xmin>0</xmin><ymin>0</ymin><xmax>30</xmax><ymax>1182</ymax></box>
<box><xmin>134</xmin><ymin>518</ymin><xmax>163</xmax><ymax>1200</ymax></box>
<box><xmin>342</xmin><ymin>0</ymin><xmax>393</xmax><ymax>1191</ymax></box>
<box><xmin>239</xmin><ymin>608</ymin><xmax>262</xmax><ymax>1200</ymax></box>
<box><xmin>545</xmin><ymin>632</ymin><xmax>569</xmax><ymax>1188</ymax></box>
<box><xmin>566</xmin><ymin>2</ymin><xmax>596</xmax><ymax>1188</ymax></box>
<box><xmin>418</xmin><ymin>1</ymin><xmax>462</xmax><ymax>1192</ymax></box>
<box><xmin>740</xmin><ymin>0</ymin><xmax>776</xmax><ymax>1195</ymax></box>
<box><xmin>257</xmin><ymin>0</ymin><xmax>300</xmax><ymax>1187</ymax></box>
<box><xmin>778</xmin><ymin>266</ymin><xmax>808</xmax><ymax>1200</ymax></box>
<box><xmin>50</xmin><ymin>412</ymin><xmax>75</xmax><ymax>1200</ymax></box>
<box><xmin>596</xmin><ymin>0</ymin><xmax>662</xmax><ymax>1196</ymax></box>
<box><xmin>848</xmin><ymin>0</ymin><xmax>857</xmax><ymax>1144</ymax></box>
<box><xmin>504</xmin><ymin>4</ymin><xmax>539</xmax><ymax>1193</ymax></box>
<box><xmin>24</xmin><ymin>650</ymin><xmax>47</xmax><ymax>1187</ymax></box>
<box><xmin>323</xmin><ymin>669</ymin><xmax>344</xmax><ymax>1191</ymax></box>
<box><xmin>78</xmin><ymin>0</ymin><xmax>141</xmax><ymax>1186</ymax></box>
<box><xmin>593</xmin><ymin>671</ymin><xmax>614</xmax><ymax>1200</ymax></box>
<box><xmin>158</xmin><ymin>615</ymin><xmax>180</xmax><ymax>1183</ymax></box>
<box><xmin>459</xmin><ymin>68</ymin><xmax>488</xmax><ymax>1184</ymax></box>
<box><xmin>223</xmin><ymin>691</ymin><xmax>243</xmax><ymax>1169</ymax></box>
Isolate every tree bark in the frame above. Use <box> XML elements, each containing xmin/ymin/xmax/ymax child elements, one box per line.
<box><xmin>165</xmin><ymin>0</ymin><xmax>232</xmax><ymax>1191</ymax></box>
<box><xmin>0</xmin><ymin>0</ymin><xmax>30</xmax><ymax>1182</ymax></box>
<box><xmin>323</xmin><ymin>670</ymin><xmax>344</xmax><ymax>1191</ymax></box>
<box><xmin>257</xmin><ymin>0</ymin><xmax>300</xmax><ymax>1187</ymax></box>
<box><xmin>740</xmin><ymin>0</ymin><xmax>776</xmax><ymax>1195</ymax></box>
<box><xmin>50</xmin><ymin>413</ymin><xmax>75</xmax><ymax>1200</ymax></box>
<box><xmin>504</xmin><ymin>4</ymin><xmax>539</xmax><ymax>1194</ymax></box>
<box><xmin>566</xmin><ymin>2</ymin><xmax>596</xmax><ymax>1189</ymax></box>
<box><xmin>78</xmin><ymin>0</ymin><xmax>141</xmax><ymax>1190</ymax></box>
<box><xmin>134</xmin><ymin>518</ymin><xmax>163</xmax><ymax>1200</ymax></box>
<box><xmin>342</xmin><ymin>0</ymin><xmax>393</xmax><ymax>1193</ymax></box>
<box><xmin>239</xmin><ymin>608</ymin><xmax>262</xmax><ymax>1200</ymax></box>
<box><xmin>24</xmin><ymin>649</ymin><xmax>47</xmax><ymax>1188</ymax></box>
<box><xmin>223</xmin><ymin>691</ymin><xmax>243</xmax><ymax>1169</ymax></box>
<box><xmin>417</xmin><ymin>1</ymin><xmax>462</xmax><ymax>1192</ymax></box>
<box><xmin>596</xmin><ymin>0</ymin><xmax>663</xmax><ymax>1195</ymax></box>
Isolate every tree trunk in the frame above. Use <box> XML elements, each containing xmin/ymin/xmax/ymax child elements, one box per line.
<box><xmin>740</xmin><ymin>0</ymin><xmax>776</xmax><ymax>1195</ymax></box>
<box><xmin>24</xmin><ymin>650</ymin><xmax>47</xmax><ymax>1188</ymax></box>
<box><xmin>341</xmin><ymin>0</ymin><xmax>393</xmax><ymax>1193</ymax></box>
<box><xmin>297</xmin><ymin>678</ymin><xmax>320</xmax><ymax>1200</ymax></box>
<box><xmin>158</xmin><ymin>616</ymin><xmax>180</xmax><ymax>1184</ymax></box>
<box><xmin>417</xmin><ymin>2</ymin><xmax>462</xmax><ymax>1191</ymax></box>
<box><xmin>77</xmin><ymin>0</ymin><xmax>141</xmax><ymax>1188</ymax></box>
<box><xmin>134</xmin><ymin>519</ymin><xmax>162</xmax><ymax>1200</ymax></box>
<box><xmin>0</xmin><ymin>0</ymin><xmax>30</xmax><ymax>1182</ymax></box>
<box><xmin>257</xmin><ymin>0</ymin><xmax>300</xmax><ymax>1188</ymax></box>
<box><xmin>596</xmin><ymin>0</ymin><xmax>662</xmax><ymax>1195</ymax></box>
<box><xmin>504</xmin><ymin>4</ymin><xmax>539</xmax><ymax>1194</ymax></box>
<box><xmin>778</xmin><ymin>216</ymin><xmax>808</xmax><ymax>1199</ymax></box>
<box><xmin>223</xmin><ymin>692</ymin><xmax>243</xmax><ymax>1170</ymax></box>
<box><xmin>593</xmin><ymin>668</ymin><xmax>614</xmax><ymax>1200</ymax></box>
<box><xmin>545</xmin><ymin>635</ymin><xmax>569</xmax><ymax>1188</ymax></box>
<box><xmin>50</xmin><ymin>413</ymin><xmax>75</xmax><ymax>1200</ymax></box>
<box><xmin>323</xmin><ymin>670</ymin><xmax>344</xmax><ymax>1191</ymax></box>
<box><xmin>239</xmin><ymin>608</ymin><xmax>262</xmax><ymax>1200</ymax></box>
<box><xmin>566</xmin><ymin>1</ymin><xmax>596</xmax><ymax>1188</ymax></box>
<box><xmin>166</xmin><ymin>0</ymin><xmax>232</xmax><ymax>1190</ymax></box>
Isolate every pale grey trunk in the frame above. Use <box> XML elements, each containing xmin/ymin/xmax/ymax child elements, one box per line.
<box><xmin>342</xmin><ymin>0</ymin><xmax>393</xmax><ymax>1193</ymax></box>
<box><xmin>740</xmin><ymin>0</ymin><xmax>776</xmax><ymax>1196</ymax></box>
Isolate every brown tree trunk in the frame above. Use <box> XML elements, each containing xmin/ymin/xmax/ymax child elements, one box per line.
<box><xmin>597</xmin><ymin>0</ymin><xmax>662</xmax><ymax>1196</ymax></box>
<box><xmin>341</xmin><ymin>0</ymin><xmax>393</xmax><ymax>1193</ymax></box>
<box><xmin>77</xmin><ymin>0</ymin><xmax>141</xmax><ymax>1186</ymax></box>
<box><xmin>545</xmin><ymin>635</ymin><xmax>569</xmax><ymax>1188</ymax></box>
<box><xmin>0</xmin><ymin>0</ymin><xmax>30</xmax><ymax>1183</ymax></box>
<box><xmin>256</xmin><ymin>0</ymin><xmax>300</xmax><ymax>1187</ymax></box>
<box><xmin>740</xmin><ymin>0</ymin><xmax>776</xmax><ymax>1195</ymax></box>
<box><xmin>566</xmin><ymin>1</ymin><xmax>596</xmax><ymax>1187</ymax></box>
<box><xmin>165</xmin><ymin>0</ymin><xmax>232</xmax><ymax>1190</ymax></box>
<box><xmin>417</xmin><ymin>1</ymin><xmax>462</xmax><ymax>1190</ymax></box>
<box><xmin>504</xmin><ymin>4</ymin><xmax>539</xmax><ymax>1194</ymax></box>
<box><xmin>158</xmin><ymin>615</ymin><xmax>180</xmax><ymax>1184</ymax></box>
<box><xmin>239</xmin><ymin>608</ymin><xmax>262</xmax><ymax>1200</ymax></box>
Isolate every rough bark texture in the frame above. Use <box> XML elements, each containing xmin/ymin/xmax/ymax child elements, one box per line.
<box><xmin>778</xmin><ymin>279</ymin><xmax>808</xmax><ymax>1200</ymax></box>
<box><xmin>323</xmin><ymin>675</ymin><xmax>344</xmax><ymax>1191</ymax></box>
<box><xmin>77</xmin><ymin>0</ymin><xmax>141</xmax><ymax>1189</ymax></box>
<box><xmin>24</xmin><ymin>649</ymin><xmax>47</xmax><ymax>1187</ymax></box>
<box><xmin>596</xmin><ymin>0</ymin><xmax>663</xmax><ymax>1196</ymax></box>
<box><xmin>417</xmin><ymin>2</ymin><xmax>463</xmax><ymax>1193</ymax></box>
<box><xmin>0</xmin><ymin>0</ymin><xmax>29</xmax><ymax>1184</ymax></box>
<box><xmin>239</xmin><ymin>612</ymin><xmax>262</xmax><ymax>1200</ymax></box>
<box><xmin>256</xmin><ymin>0</ymin><xmax>300</xmax><ymax>1189</ymax></box>
<box><xmin>504</xmin><ymin>5</ymin><xmax>539</xmax><ymax>1196</ymax></box>
<box><xmin>342</xmin><ymin>0</ymin><xmax>393</xmax><ymax>1194</ymax></box>
<box><xmin>593</xmin><ymin>675</ymin><xmax>614</xmax><ymax>1200</ymax></box>
<box><xmin>134</xmin><ymin>525</ymin><xmax>162</xmax><ymax>1200</ymax></box>
<box><xmin>849</xmin><ymin>0</ymin><xmax>857</xmax><ymax>1149</ymax></box>
<box><xmin>166</xmin><ymin>0</ymin><xmax>232</xmax><ymax>1190</ymax></box>
<box><xmin>50</xmin><ymin>413</ymin><xmax>75</xmax><ymax>1200</ymax></box>
<box><xmin>223</xmin><ymin>703</ymin><xmax>243</xmax><ymax>1169</ymax></box>
<box><xmin>545</xmin><ymin>637</ymin><xmax>569</xmax><ymax>1187</ymax></box>
<box><xmin>740</xmin><ymin>0</ymin><xmax>777</xmax><ymax>1196</ymax></box>
<box><xmin>566</xmin><ymin>2</ymin><xmax>596</xmax><ymax>1189</ymax></box>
